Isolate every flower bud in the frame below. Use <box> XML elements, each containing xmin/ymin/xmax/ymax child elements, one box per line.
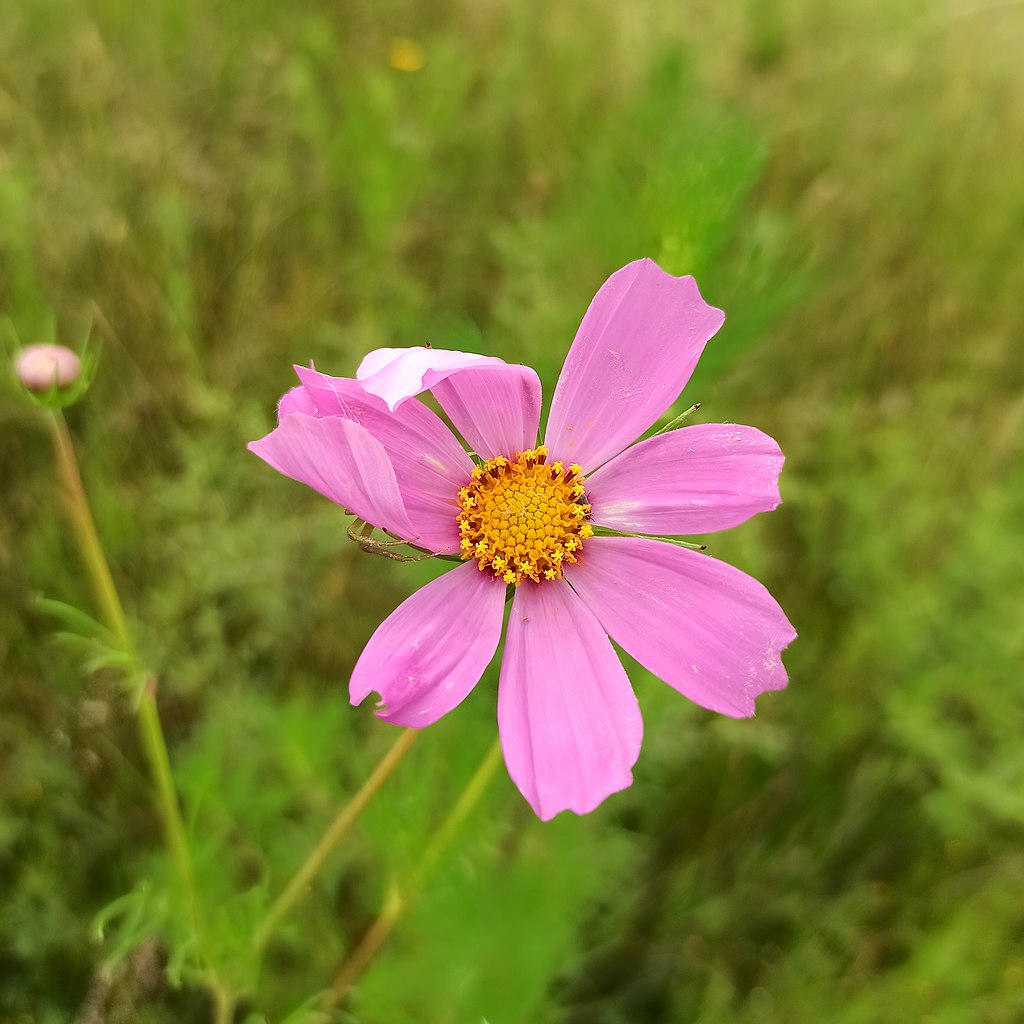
<box><xmin>15</xmin><ymin>344</ymin><xmax>83</xmax><ymax>392</ymax></box>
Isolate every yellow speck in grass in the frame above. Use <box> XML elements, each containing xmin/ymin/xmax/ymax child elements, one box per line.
<box><xmin>388</xmin><ymin>38</ymin><xmax>425</xmax><ymax>72</ymax></box>
<box><xmin>456</xmin><ymin>446</ymin><xmax>593</xmax><ymax>586</ymax></box>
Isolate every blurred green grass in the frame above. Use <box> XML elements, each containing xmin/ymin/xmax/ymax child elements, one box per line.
<box><xmin>2</xmin><ymin>0</ymin><xmax>1023</xmax><ymax>1021</ymax></box>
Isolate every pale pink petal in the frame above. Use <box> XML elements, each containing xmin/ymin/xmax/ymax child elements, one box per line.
<box><xmin>293</xmin><ymin>367</ymin><xmax>473</xmax><ymax>553</ymax></box>
<box><xmin>498</xmin><ymin>581</ymin><xmax>643</xmax><ymax>820</ymax></box>
<box><xmin>564</xmin><ymin>537</ymin><xmax>795</xmax><ymax>718</ymax></box>
<box><xmin>356</xmin><ymin>346</ymin><xmax>542</xmax><ymax>460</ymax></box>
<box><xmin>248</xmin><ymin>414</ymin><xmax>417</xmax><ymax>540</ymax></box>
<box><xmin>350</xmin><ymin>563</ymin><xmax>505</xmax><ymax>727</ymax></box>
<box><xmin>545</xmin><ymin>259</ymin><xmax>725</xmax><ymax>472</ymax></box>
<box><xmin>587</xmin><ymin>424</ymin><xmax>784</xmax><ymax>535</ymax></box>
<box><xmin>356</xmin><ymin>346</ymin><xmax>504</xmax><ymax>411</ymax></box>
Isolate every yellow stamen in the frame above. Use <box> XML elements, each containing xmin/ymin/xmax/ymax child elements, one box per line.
<box><xmin>455</xmin><ymin>446</ymin><xmax>593</xmax><ymax>586</ymax></box>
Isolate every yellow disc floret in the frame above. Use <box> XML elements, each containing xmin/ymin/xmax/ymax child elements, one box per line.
<box><xmin>456</xmin><ymin>446</ymin><xmax>594</xmax><ymax>585</ymax></box>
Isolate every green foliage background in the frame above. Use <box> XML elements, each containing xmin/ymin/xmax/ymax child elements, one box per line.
<box><xmin>2</xmin><ymin>0</ymin><xmax>1023</xmax><ymax>1021</ymax></box>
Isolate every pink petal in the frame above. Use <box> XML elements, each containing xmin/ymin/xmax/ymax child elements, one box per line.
<box><xmin>564</xmin><ymin>537</ymin><xmax>795</xmax><ymax>718</ymax></box>
<box><xmin>248</xmin><ymin>414</ymin><xmax>418</xmax><ymax>541</ymax></box>
<box><xmin>293</xmin><ymin>367</ymin><xmax>473</xmax><ymax>553</ymax></box>
<box><xmin>431</xmin><ymin>366</ymin><xmax>541</xmax><ymax>460</ymax></box>
<box><xmin>357</xmin><ymin>346</ymin><xmax>542</xmax><ymax>460</ymax></box>
<box><xmin>498</xmin><ymin>581</ymin><xmax>643</xmax><ymax>820</ymax></box>
<box><xmin>294</xmin><ymin>366</ymin><xmax>471</xmax><ymax>479</ymax></box>
<box><xmin>278</xmin><ymin>385</ymin><xmax>318</xmax><ymax>417</ymax></box>
<box><xmin>587</xmin><ymin>424</ymin><xmax>784</xmax><ymax>535</ymax></box>
<box><xmin>349</xmin><ymin>562</ymin><xmax>505</xmax><ymax>727</ymax></box>
<box><xmin>544</xmin><ymin>259</ymin><xmax>725</xmax><ymax>472</ymax></box>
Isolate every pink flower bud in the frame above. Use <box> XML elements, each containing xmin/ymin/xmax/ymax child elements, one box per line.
<box><xmin>15</xmin><ymin>344</ymin><xmax>83</xmax><ymax>392</ymax></box>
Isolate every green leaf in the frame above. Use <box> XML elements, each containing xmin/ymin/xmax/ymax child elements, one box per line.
<box><xmin>34</xmin><ymin>595</ymin><xmax>116</xmax><ymax>645</ymax></box>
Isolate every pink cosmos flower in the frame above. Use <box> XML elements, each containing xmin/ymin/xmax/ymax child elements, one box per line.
<box><xmin>250</xmin><ymin>259</ymin><xmax>796</xmax><ymax>820</ymax></box>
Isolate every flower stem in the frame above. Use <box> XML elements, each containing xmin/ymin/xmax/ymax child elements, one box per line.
<box><xmin>252</xmin><ymin>727</ymin><xmax>420</xmax><ymax>956</ymax></box>
<box><xmin>137</xmin><ymin>675</ymin><xmax>204</xmax><ymax>939</ymax></box>
<box><xmin>321</xmin><ymin>737</ymin><xmax>504</xmax><ymax>1011</ymax></box>
<box><xmin>211</xmin><ymin>985</ymin><xmax>236</xmax><ymax>1024</ymax></box>
<box><xmin>48</xmin><ymin>411</ymin><xmax>130</xmax><ymax>645</ymax></box>
<box><xmin>47</xmin><ymin>411</ymin><xmax>204</xmax><ymax>946</ymax></box>
<box><xmin>409</xmin><ymin>737</ymin><xmax>504</xmax><ymax>890</ymax></box>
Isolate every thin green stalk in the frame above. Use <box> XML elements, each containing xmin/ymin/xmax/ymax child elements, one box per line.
<box><xmin>137</xmin><ymin>676</ymin><xmax>204</xmax><ymax>939</ymax></box>
<box><xmin>410</xmin><ymin>738</ymin><xmax>504</xmax><ymax>890</ymax></box>
<box><xmin>211</xmin><ymin>985</ymin><xmax>236</xmax><ymax>1024</ymax></box>
<box><xmin>651</xmin><ymin>402</ymin><xmax>701</xmax><ymax>436</ymax></box>
<box><xmin>321</xmin><ymin>737</ymin><xmax>504</xmax><ymax>1011</ymax></box>
<box><xmin>253</xmin><ymin>727</ymin><xmax>421</xmax><ymax>955</ymax></box>
<box><xmin>49</xmin><ymin>411</ymin><xmax>130</xmax><ymax>645</ymax></box>
<box><xmin>47</xmin><ymin>411</ymin><xmax>205</xmax><ymax>948</ymax></box>
<box><xmin>592</xmin><ymin>525</ymin><xmax>707</xmax><ymax>550</ymax></box>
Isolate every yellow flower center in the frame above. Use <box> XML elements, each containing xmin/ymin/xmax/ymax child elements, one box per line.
<box><xmin>456</xmin><ymin>446</ymin><xmax>594</xmax><ymax>585</ymax></box>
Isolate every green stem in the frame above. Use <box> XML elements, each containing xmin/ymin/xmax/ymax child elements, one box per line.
<box><xmin>47</xmin><ymin>412</ymin><xmax>205</xmax><ymax>952</ymax></box>
<box><xmin>211</xmin><ymin>985</ymin><xmax>236</xmax><ymax>1024</ymax></box>
<box><xmin>592</xmin><ymin>526</ymin><xmax>707</xmax><ymax>550</ymax></box>
<box><xmin>48</xmin><ymin>411</ymin><xmax>130</xmax><ymax>645</ymax></box>
<box><xmin>321</xmin><ymin>737</ymin><xmax>504</xmax><ymax>1011</ymax></box>
<box><xmin>410</xmin><ymin>738</ymin><xmax>504</xmax><ymax>890</ymax></box>
<box><xmin>137</xmin><ymin>676</ymin><xmax>204</xmax><ymax>940</ymax></box>
<box><xmin>253</xmin><ymin>727</ymin><xmax>420</xmax><ymax>955</ymax></box>
<box><xmin>651</xmin><ymin>402</ymin><xmax>701</xmax><ymax>436</ymax></box>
